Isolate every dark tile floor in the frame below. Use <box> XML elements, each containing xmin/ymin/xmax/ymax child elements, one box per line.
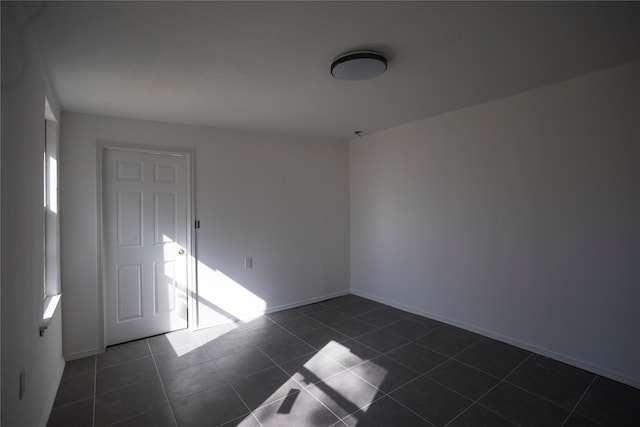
<box><xmin>48</xmin><ymin>295</ymin><xmax>640</xmax><ymax>427</ymax></box>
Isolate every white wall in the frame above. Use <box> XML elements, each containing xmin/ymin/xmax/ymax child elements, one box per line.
<box><xmin>351</xmin><ymin>61</ymin><xmax>640</xmax><ymax>387</ymax></box>
<box><xmin>1</xmin><ymin>3</ymin><xmax>65</xmax><ymax>426</ymax></box>
<box><xmin>60</xmin><ymin>113</ymin><xmax>350</xmax><ymax>358</ymax></box>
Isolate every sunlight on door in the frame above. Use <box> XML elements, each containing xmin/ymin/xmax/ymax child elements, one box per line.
<box><xmin>158</xmin><ymin>235</ymin><xmax>188</xmax><ymax>332</ymax></box>
<box><xmin>104</xmin><ymin>148</ymin><xmax>190</xmax><ymax>344</ymax></box>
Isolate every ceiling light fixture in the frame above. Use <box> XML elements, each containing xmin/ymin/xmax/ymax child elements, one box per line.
<box><xmin>330</xmin><ymin>50</ymin><xmax>387</xmax><ymax>81</ymax></box>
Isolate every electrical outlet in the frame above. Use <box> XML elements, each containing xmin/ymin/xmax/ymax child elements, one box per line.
<box><xmin>244</xmin><ymin>257</ymin><xmax>253</xmax><ymax>269</ymax></box>
<box><xmin>19</xmin><ymin>368</ymin><xmax>26</xmax><ymax>400</ymax></box>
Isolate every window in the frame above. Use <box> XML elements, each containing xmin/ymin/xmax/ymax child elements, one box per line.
<box><xmin>42</xmin><ymin>98</ymin><xmax>61</xmax><ymax>335</ymax></box>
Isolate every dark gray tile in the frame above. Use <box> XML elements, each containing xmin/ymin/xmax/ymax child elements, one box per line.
<box><xmin>148</xmin><ymin>329</ymin><xmax>199</xmax><ymax>354</ymax></box>
<box><xmin>455</xmin><ymin>338</ymin><xmax>531</xmax><ymax>379</ymax></box>
<box><xmin>53</xmin><ymin>371</ymin><xmax>94</xmax><ymax>408</ymax></box>
<box><xmin>382</xmin><ymin>318</ymin><xmax>441</xmax><ymax>340</ymax></box>
<box><xmin>329</xmin><ymin>318</ymin><xmax>377</xmax><ymax>338</ymax></box>
<box><xmin>278</xmin><ymin>317</ymin><xmax>324</xmax><ymax>335</ymax></box>
<box><xmin>153</xmin><ymin>345</ymin><xmax>211</xmax><ymax>375</ymax></box>
<box><xmin>96</xmin><ymin>356</ymin><xmax>158</xmax><ymax>395</ymax></box>
<box><xmin>245</xmin><ymin>323</ymin><xmax>296</xmax><ymax>347</ymax></box>
<box><xmin>355</xmin><ymin>329</ymin><xmax>409</xmax><ymax>353</ymax></box>
<box><xmin>192</xmin><ymin>323</ymin><xmax>238</xmax><ymax>346</ymax></box>
<box><xmin>232</xmin><ymin>316</ymin><xmax>276</xmax><ymax>334</ymax></box>
<box><xmin>161</xmin><ymin>360</ymin><xmax>227</xmax><ymax>402</ymax></box>
<box><xmin>94</xmin><ymin>377</ymin><xmax>168</xmax><ymax>427</ymax></box>
<box><xmin>350</xmin><ymin>355</ymin><xmax>419</xmax><ymax>393</ymax></box>
<box><xmin>403</xmin><ymin>313</ymin><xmax>445</xmax><ymax>329</ymax></box>
<box><xmin>258</xmin><ymin>335</ymin><xmax>315</xmax><ymax>364</ymax></box>
<box><xmin>575</xmin><ymin>376</ymin><xmax>640</xmax><ymax>426</ymax></box>
<box><xmin>506</xmin><ymin>354</ymin><xmax>594</xmax><ymax>408</ymax></box>
<box><xmin>280</xmin><ymin>352</ymin><xmax>346</xmax><ymax>387</ymax></box>
<box><xmin>266</xmin><ymin>309</ymin><xmax>303</xmax><ymax>323</ymax></box>
<box><xmin>232</xmin><ymin>366</ymin><xmax>299</xmax><ymax>410</ymax></box>
<box><xmin>391</xmin><ymin>376</ymin><xmax>472</xmax><ymax>426</ymax></box>
<box><xmin>374</xmin><ymin>305</ymin><xmax>412</xmax><ymax>319</ymax></box>
<box><xmin>479</xmin><ymin>382</ymin><xmax>569</xmax><ymax>427</ymax></box>
<box><xmin>218</xmin><ymin>414</ymin><xmax>261</xmax><ymax>427</ymax></box>
<box><xmin>295</xmin><ymin>302</ymin><xmax>332</xmax><ymax>315</ymax></box>
<box><xmin>386</xmin><ymin>343</ymin><xmax>447</xmax><ymax>373</ymax></box>
<box><xmin>251</xmin><ymin>388</ymin><xmax>340</xmax><ymax>427</ymax></box>
<box><xmin>447</xmin><ymin>404</ymin><xmax>517</xmax><ymax>427</ymax></box>
<box><xmin>62</xmin><ymin>356</ymin><xmax>95</xmax><ymax>379</ymax></box>
<box><xmin>214</xmin><ymin>347</ymin><xmax>276</xmax><ymax>381</ymax></box>
<box><xmin>305</xmin><ymin>308</ymin><xmax>353</xmax><ymax>325</ymax></box>
<box><xmin>320</xmin><ymin>339</ymin><xmax>380</xmax><ymax>369</ymax></box>
<box><xmin>427</xmin><ymin>359</ymin><xmax>499</xmax><ymax>400</ymax></box>
<box><xmin>47</xmin><ymin>397</ymin><xmax>93</xmax><ymax>427</ymax></box>
<box><xmin>562</xmin><ymin>413</ymin><xmax>603</xmax><ymax>427</ymax></box>
<box><xmin>308</xmin><ymin>370</ymin><xmax>381</xmax><ymax>418</ymax></box>
<box><xmin>171</xmin><ymin>383</ymin><xmax>249</xmax><ymax>427</ymax></box>
<box><xmin>221</xmin><ymin>318</ymin><xmax>290</xmax><ymax>347</ymax></box>
<box><xmin>202</xmin><ymin>332</ymin><xmax>255</xmax><ymax>360</ymax></box>
<box><xmin>107</xmin><ymin>402</ymin><xmax>177</xmax><ymax>427</ymax></box>
<box><xmin>342</xmin><ymin>396</ymin><xmax>428</xmax><ymax>427</ymax></box>
<box><xmin>336</xmin><ymin>300</ymin><xmax>384</xmax><ymax>317</ymax></box>
<box><xmin>322</xmin><ymin>295</ymin><xmax>368</xmax><ymax>308</ymax></box>
<box><xmin>356</xmin><ymin>307</ymin><xmax>406</xmax><ymax>328</ymax></box>
<box><xmin>297</xmin><ymin>326</ymin><xmax>349</xmax><ymax>350</ymax></box>
<box><xmin>97</xmin><ymin>339</ymin><xmax>151</xmax><ymax>369</ymax></box>
<box><xmin>415</xmin><ymin>326</ymin><xmax>481</xmax><ymax>357</ymax></box>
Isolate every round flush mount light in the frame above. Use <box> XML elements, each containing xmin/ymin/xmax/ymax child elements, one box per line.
<box><xmin>331</xmin><ymin>50</ymin><xmax>387</xmax><ymax>81</ymax></box>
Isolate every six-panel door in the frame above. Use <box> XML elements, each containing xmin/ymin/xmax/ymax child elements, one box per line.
<box><xmin>103</xmin><ymin>148</ymin><xmax>189</xmax><ymax>345</ymax></box>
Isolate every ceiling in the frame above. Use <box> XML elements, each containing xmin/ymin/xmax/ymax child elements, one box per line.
<box><xmin>25</xmin><ymin>1</ymin><xmax>640</xmax><ymax>139</ymax></box>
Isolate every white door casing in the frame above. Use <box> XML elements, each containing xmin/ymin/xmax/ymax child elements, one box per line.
<box><xmin>103</xmin><ymin>147</ymin><xmax>189</xmax><ymax>345</ymax></box>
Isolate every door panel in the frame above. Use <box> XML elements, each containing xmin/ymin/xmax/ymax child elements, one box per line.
<box><xmin>117</xmin><ymin>191</ymin><xmax>143</xmax><ymax>247</ymax></box>
<box><xmin>117</xmin><ymin>264</ymin><xmax>143</xmax><ymax>321</ymax></box>
<box><xmin>104</xmin><ymin>148</ymin><xmax>189</xmax><ymax>345</ymax></box>
<box><xmin>154</xmin><ymin>260</ymin><xmax>177</xmax><ymax>314</ymax></box>
<box><xmin>154</xmin><ymin>192</ymin><xmax>177</xmax><ymax>244</ymax></box>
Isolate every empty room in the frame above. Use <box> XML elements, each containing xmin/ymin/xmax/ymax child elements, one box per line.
<box><xmin>1</xmin><ymin>1</ymin><xmax>639</xmax><ymax>426</ymax></box>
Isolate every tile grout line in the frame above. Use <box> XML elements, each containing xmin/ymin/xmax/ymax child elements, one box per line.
<box><xmin>92</xmin><ymin>297</ymin><xmax>625</xmax><ymax>427</ymax></box>
<box><xmin>224</xmin><ymin>380</ymin><xmax>266</xmax><ymax>427</ymax></box>
<box><xmin>439</xmin><ymin>353</ymin><xmax>580</xmax><ymax>416</ymax></box>
<box><xmin>443</xmin><ymin>353</ymin><xmax>534</xmax><ymax>427</ymax></box>
<box><xmin>254</xmin><ymin>346</ymin><xmax>346</xmax><ymax>425</ymax></box>
<box><xmin>279</xmin><ymin>299</ymin><xmax>616</xmax><ymax>427</ymax></box>
<box><xmin>54</xmin><ymin>296</ymin><xmax>629</xmax><ymax>427</ymax></box>
<box><xmin>175</xmin><ymin>314</ymin><xmax>357</xmax><ymax>425</ymax></box>
<box><xmin>147</xmin><ymin>340</ymin><xmax>180</xmax><ymax>427</ymax></box>
<box><xmin>258</xmin><ymin>314</ymin><xmax>421</xmax><ymax>425</ymax></box>
<box><xmin>354</xmin><ymin>331</ymin><xmax>487</xmax><ymax>427</ymax></box>
<box><xmin>558</xmin><ymin>375</ymin><xmax>600</xmax><ymax>427</ymax></box>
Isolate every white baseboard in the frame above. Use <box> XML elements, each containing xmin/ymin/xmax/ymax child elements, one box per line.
<box><xmin>193</xmin><ymin>289</ymin><xmax>350</xmax><ymax>331</ymax></box>
<box><xmin>64</xmin><ymin>347</ymin><xmax>101</xmax><ymax>361</ymax></box>
<box><xmin>265</xmin><ymin>289</ymin><xmax>350</xmax><ymax>314</ymax></box>
<box><xmin>351</xmin><ymin>288</ymin><xmax>640</xmax><ymax>390</ymax></box>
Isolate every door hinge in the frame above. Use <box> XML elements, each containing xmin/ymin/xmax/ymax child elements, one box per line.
<box><xmin>195</xmin><ymin>220</ymin><xmax>200</xmax><ymax>229</ymax></box>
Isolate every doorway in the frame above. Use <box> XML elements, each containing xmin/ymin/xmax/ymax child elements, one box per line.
<box><xmin>101</xmin><ymin>146</ymin><xmax>192</xmax><ymax>345</ymax></box>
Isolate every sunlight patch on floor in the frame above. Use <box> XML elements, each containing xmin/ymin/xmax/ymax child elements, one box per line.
<box><xmin>241</xmin><ymin>340</ymin><xmax>387</xmax><ymax>425</ymax></box>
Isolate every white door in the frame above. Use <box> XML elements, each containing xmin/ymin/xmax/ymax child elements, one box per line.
<box><xmin>103</xmin><ymin>148</ymin><xmax>189</xmax><ymax>345</ymax></box>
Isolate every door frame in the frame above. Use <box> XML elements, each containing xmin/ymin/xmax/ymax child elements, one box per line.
<box><xmin>96</xmin><ymin>140</ymin><xmax>196</xmax><ymax>351</ymax></box>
